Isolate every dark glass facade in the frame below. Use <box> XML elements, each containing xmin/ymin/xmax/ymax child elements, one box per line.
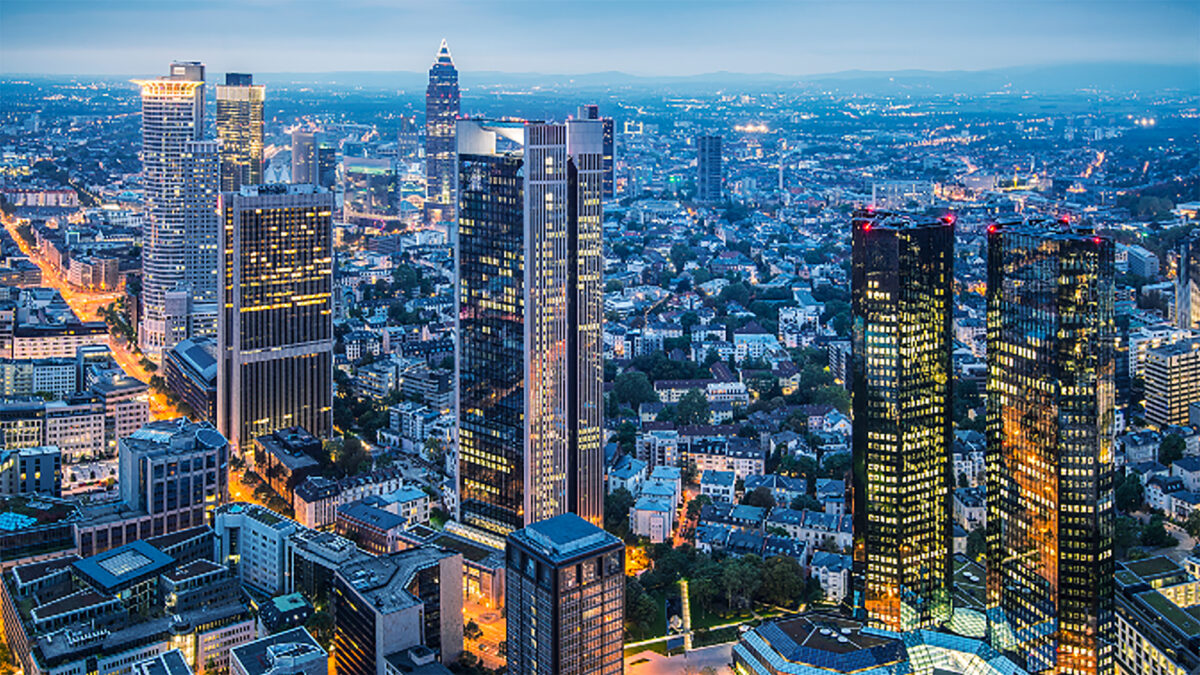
<box><xmin>456</xmin><ymin>120</ymin><xmax>605</xmax><ymax>537</ymax></box>
<box><xmin>1178</xmin><ymin>231</ymin><xmax>1200</xmax><ymax>330</ymax></box>
<box><xmin>850</xmin><ymin>210</ymin><xmax>954</xmax><ymax>631</ymax></box>
<box><xmin>457</xmin><ymin>152</ymin><xmax>526</xmax><ymax>535</ymax></box>
<box><xmin>218</xmin><ymin>185</ymin><xmax>334</xmax><ymax>454</ymax></box>
<box><xmin>425</xmin><ymin>40</ymin><xmax>459</xmax><ymax>227</ymax></box>
<box><xmin>986</xmin><ymin>222</ymin><xmax>1116</xmax><ymax>675</ymax></box>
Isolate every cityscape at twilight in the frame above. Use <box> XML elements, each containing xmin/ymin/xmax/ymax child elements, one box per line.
<box><xmin>0</xmin><ymin>2</ymin><xmax>1199</xmax><ymax>675</ymax></box>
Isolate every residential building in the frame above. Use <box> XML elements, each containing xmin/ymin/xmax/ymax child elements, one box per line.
<box><xmin>700</xmin><ymin>469</ymin><xmax>736</xmax><ymax>502</ymax></box>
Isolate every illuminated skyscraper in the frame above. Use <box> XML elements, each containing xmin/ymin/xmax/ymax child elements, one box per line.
<box><xmin>696</xmin><ymin>134</ymin><xmax>722</xmax><ymax>202</ymax></box>
<box><xmin>455</xmin><ymin>119</ymin><xmax>604</xmax><ymax>537</ymax></box>
<box><xmin>986</xmin><ymin>220</ymin><xmax>1116</xmax><ymax>675</ymax></box>
<box><xmin>291</xmin><ymin>131</ymin><xmax>338</xmax><ymax>188</ymax></box>
<box><xmin>218</xmin><ymin>184</ymin><xmax>334</xmax><ymax>455</ymax></box>
<box><xmin>425</xmin><ymin>39</ymin><xmax>460</xmax><ymax>229</ymax></box>
<box><xmin>850</xmin><ymin>210</ymin><xmax>954</xmax><ymax>631</ymax></box>
<box><xmin>577</xmin><ymin>104</ymin><xmax>615</xmax><ymax>198</ymax></box>
<box><xmin>135</xmin><ymin>61</ymin><xmax>219</xmax><ymax>359</ymax></box>
<box><xmin>1177</xmin><ymin>231</ymin><xmax>1200</xmax><ymax>330</ymax></box>
<box><xmin>215</xmin><ymin>73</ymin><xmax>264</xmax><ymax>192</ymax></box>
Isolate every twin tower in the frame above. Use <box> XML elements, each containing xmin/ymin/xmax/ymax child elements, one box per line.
<box><xmin>852</xmin><ymin>210</ymin><xmax>1115</xmax><ymax>674</ymax></box>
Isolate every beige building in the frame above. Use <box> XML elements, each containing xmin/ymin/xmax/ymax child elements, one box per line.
<box><xmin>1145</xmin><ymin>338</ymin><xmax>1200</xmax><ymax>428</ymax></box>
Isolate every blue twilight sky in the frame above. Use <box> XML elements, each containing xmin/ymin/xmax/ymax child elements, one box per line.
<box><xmin>0</xmin><ymin>0</ymin><xmax>1197</xmax><ymax>76</ymax></box>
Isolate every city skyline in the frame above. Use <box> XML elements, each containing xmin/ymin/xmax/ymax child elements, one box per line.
<box><xmin>2</xmin><ymin>1</ymin><xmax>1198</xmax><ymax>77</ymax></box>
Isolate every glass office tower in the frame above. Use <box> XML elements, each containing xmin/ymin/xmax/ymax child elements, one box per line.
<box><xmin>986</xmin><ymin>220</ymin><xmax>1116</xmax><ymax>675</ymax></box>
<box><xmin>218</xmin><ymin>184</ymin><xmax>334</xmax><ymax>455</ymax></box>
<box><xmin>455</xmin><ymin>119</ymin><xmax>604</xmax><ymax>537</ymax></box>
<box><xmin>1177</xmin><ymin>231</ymin><xmax>1200</xmax><ymax>330</ymax></box>
<box><xmin>215</xmin><ymin>73</ymin><xmax>264</xmax><ymax>192</ymax></box>
<box><xmin>851</xmin><ymin>209</ymin><xmax>954</xmax><ymax>631</ymax></box>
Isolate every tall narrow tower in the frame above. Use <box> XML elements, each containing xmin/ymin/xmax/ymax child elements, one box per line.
<box><xmin>696</xmin><ymin>134</ymin><xmax>722</xmax><ymax>202</ymax></box>
<box><xmin>135</xmin><ymin>61</ymin><xmax>217</xmax><ymax>359</ymax></box>
<box><xmin>218</xmin><ymin>184</ymin><xmax>334</xmax><ymax>455</ymax></box>
<box><xmin>986</xmin><ymin>220</ymin><xmax>1116</xmax><ymax>675</ymax></box>
<box><xmin>1177</xmin><ymin>231</ymin><xmax>1200</xmax><ymax>330</ymax></box>
<box><xmin>577</xmin><ymin>104</ymin><xmax>615</xmax><ymax>198</ymax></box>
<box><xmin>455</xmin><ymin>119</ymin><xmax>604</xmax><ymax>537</ymax></box>
<box><xmin>425</xmin><ymin>39</ymin><xmax>460</xmax><ymax>230</ymax></box>
<box><xmin>851</xmin><ymin>209</ymin><xmax>955</xmax><ymax>631</ymax></box>
<box><xmin>216</xmin><ymin>72</ymin><xmax>265</xmax><ymax>192</ymax></box>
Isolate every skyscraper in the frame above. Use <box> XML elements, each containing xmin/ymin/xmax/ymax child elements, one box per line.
<box><xmin>455</xmin><ymin>119</ymin><xmax>604</xmax><ymax>537</ymax></box>
<box><xmin>578</xmin><ymin>104</ymin><xmax>615</xmax><ymax>198</ymax></box>
<box><xmin>696</xmin><ymin>134</ymin><xmax>722</xmax><ymax>202</ymax></box>
<box><xmin>505</xmin><ymin>513</ymin><xmax>624</xmax><ymax>675</ymax></box>
<box><xmin>135</xmin><ymin>61</ymin><xmax>218</xmax><ymax>359</ymax></box>
<box><xmin>986</xmin><ymin>220</ymin><xmax>1116</xmax><ymax>675</ymax></box>
<box><xmin>218</xmin><ymin>184</ymin><xmax>334</xmax><ymax>455</ymax></box>
<box><xmin>291</xmin><ymin>131</ymin><xmax>337</xmax><ymax>188</ymax></box>
<box><xmin>425</xmin><ymin>39</ymin><xmax>460</xmax><ymax>229</ymax></box>
<box><xmin>1177</xmin><ymin>231</ymin><xmax>1200</xmax><ymax>330</ymax></box>
<box><xmin>850</xmin><ymin>209</ymin><xmax>954</xmax><ymax>631</ymax></box>
<box><xmin>215</xmin><ymin>73</ymin><xmax>265</xmax><ymax>192</ymax></box>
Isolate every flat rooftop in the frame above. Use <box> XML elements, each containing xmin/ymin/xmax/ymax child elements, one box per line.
<box><xmin>337</xmin><ymin>547</ymin><xmax>454</xmax><ymax>615</ymax></box>
<box><xmin>72</xmin><ymin>540</ymin><xmax>175</xmax><ymax>593</ymax></box>
<box><xmin>510</xmin><ymin>512</ymin><xmax>621</xmax><ymax>563</ymax></box>
<box><xmin>231</xmin><ymin>627</ymin><xmax>325</xmax><ymax>675</ymax></box>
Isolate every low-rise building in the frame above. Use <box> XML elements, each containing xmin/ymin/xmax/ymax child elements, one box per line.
<box><xmin>255</xmin><ymin>427</ymin><xmax>322</xmax><ymax>503</ymax></box>
<box><xmin>700</xmin><ymin>470</ymin><xmax>736</xmax><ymax>502</ymax></box>
<box><xmin>231</xmin><ymin>628</ymin><xmax>327</xmax><ymax>675</ymax></box>
<box><xmin>332</xmin><ymin>547</ymin><xmax>463</xmax><ymax>673</ymax></box>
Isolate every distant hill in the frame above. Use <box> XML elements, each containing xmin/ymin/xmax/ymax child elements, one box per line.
<box><xmin>10</xmin><ymin>62</ymin><xmax>1198</xmax><ymax>95</ymax></box>
<box><xmin>246</xmin><ymin>62</ymin><xmax>1198</xmax><ymax>94</ymax></box>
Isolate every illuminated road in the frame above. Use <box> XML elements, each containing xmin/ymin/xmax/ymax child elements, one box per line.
<box><xmin>1</xmin><ymin>212</ymin><xmax>179</xmax><ymax>420</ymax></box>
<box><xmin>463</xmin><ymin>599</ymin><xmax>506</xmax><ymax>670</ymax></box>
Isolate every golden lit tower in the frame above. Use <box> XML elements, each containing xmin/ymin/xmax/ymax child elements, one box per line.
<box><xmin>851</xmin><ymin>209</ymin><xmax>955</xmax><ymax>631</ymax></box>
<box><xmin>986</xmin><ymin>219</ymin><xmax>1116</xmax><ymax>675</ymax></box>
<box><xmin>215</xmin><ymin>73</ymin><xmax>265</xmax><ymax>192</ymax></box>
<box><xmin>218</xmin><ymin>184</ymin><xmax>334</xmax><ymax>455</ymax></box>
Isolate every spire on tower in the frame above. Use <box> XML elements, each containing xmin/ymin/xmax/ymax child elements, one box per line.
<box><xmin>435</xmin><ymin>39</ymin><xmax>454</xmax><ymax>66</ymax></box>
